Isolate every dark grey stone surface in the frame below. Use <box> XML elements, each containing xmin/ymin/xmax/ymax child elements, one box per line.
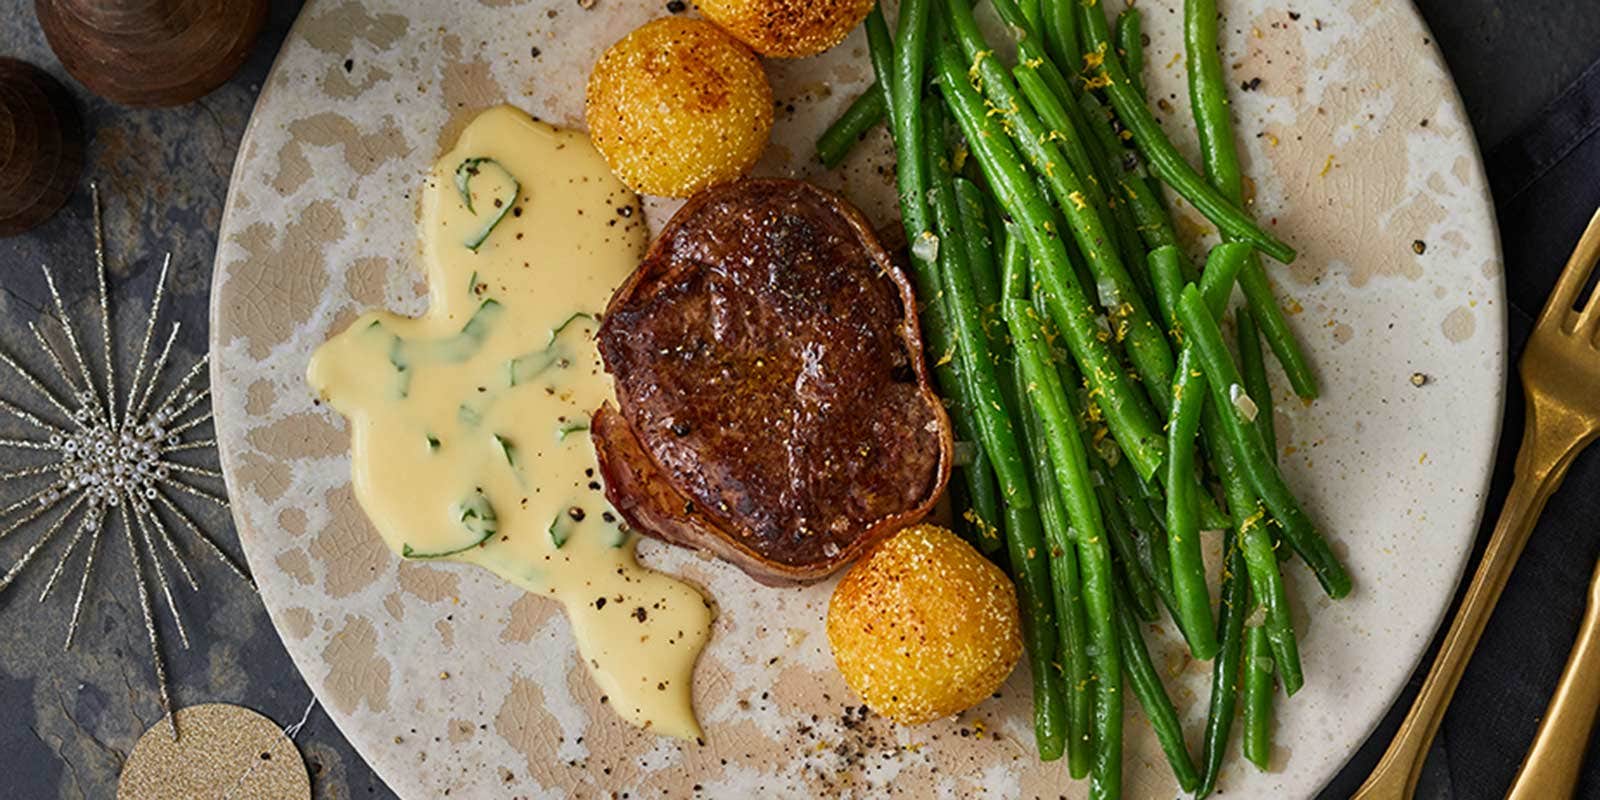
<box><xmin>0</xmin><ymin>1</ymin><xmax>1595</xmax><ymax>798</ymax></box>
<box><xmin>0</xmin><ymin>2</ymin><xmax>386</xmax><ymax>798</ymax></box>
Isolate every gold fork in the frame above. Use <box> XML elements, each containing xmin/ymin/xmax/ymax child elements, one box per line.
<box><xmin>1354</xmin><ymin>207</ymin><xmax>1600</xmax><ymax>800</ymax></box>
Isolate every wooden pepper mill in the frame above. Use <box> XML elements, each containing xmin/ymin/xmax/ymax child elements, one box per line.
<box><xmin>0</xmin><ymin>58</ymin><xmax>85</xmax><ymax>236</ymax></box>
<box><xmin>36</xmin><ymin>0</ymin><xmax>269</xmax><ymax>107</ymax></box>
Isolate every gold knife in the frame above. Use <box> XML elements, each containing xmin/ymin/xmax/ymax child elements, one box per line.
<box><xmin>1355</xmin><ymin>208</ymin><xmax>1600</xmax><ymax>799</ymax></box>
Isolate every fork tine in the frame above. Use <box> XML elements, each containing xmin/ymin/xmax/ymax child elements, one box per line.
<box><xmin>1554</xmin><ymin>207</ymin><xmax>1600</xmax><ymax>333</ymax></box>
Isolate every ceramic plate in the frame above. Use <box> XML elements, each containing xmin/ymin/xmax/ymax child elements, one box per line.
<box><xmin>210</xmin><ymin>1</ymin><xmax>1505</xmax><ymax>796</ymax></box>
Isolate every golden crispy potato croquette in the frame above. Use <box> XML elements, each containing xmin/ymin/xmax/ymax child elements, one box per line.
<box><xmin>697</xmin><ymin>0</ymin><xmax>876</xmax><ymax>58</ymax></box>
<box><xmin>826</xmin><ymin>525</ymin><xmax>1022</xmax><ymax>725</ymax></box>
<box><xmin>585</xmin><ymin>17</ymin><xmax>773</xmax><ymax>198</ymax></box>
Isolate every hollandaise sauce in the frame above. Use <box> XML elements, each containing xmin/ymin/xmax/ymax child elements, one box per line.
<box><xmin>309</xmin><ymin>106</ymin><xmax>712</xmax><ymax>739</ymax></box>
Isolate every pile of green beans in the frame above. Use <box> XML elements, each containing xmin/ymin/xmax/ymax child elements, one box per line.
<box><xmin>821</xmin><ymin>0</ymin><xmax>1353</xmax><ymax>795</ymax></box>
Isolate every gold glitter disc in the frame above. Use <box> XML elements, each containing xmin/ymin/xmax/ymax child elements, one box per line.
<box><xmin>118</xmin><ymin>704</ymin><xmax>311</xmax><ymax>800</ymax></box>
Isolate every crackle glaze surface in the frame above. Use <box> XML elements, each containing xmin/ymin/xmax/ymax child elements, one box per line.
<box><xmin>209</xmin><ymin>1</ymin><xmax>1504</xmax><ymax>797</ymax></box>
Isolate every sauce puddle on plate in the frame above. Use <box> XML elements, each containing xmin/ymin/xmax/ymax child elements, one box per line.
<box><xmin>308</xmin><ymin>105</ymin><xmax>713</xmax><ymax>739</ymax></box>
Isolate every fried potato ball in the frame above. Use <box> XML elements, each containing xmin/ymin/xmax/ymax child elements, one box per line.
<box><xmin>826</xmin><ymin>524</ymin><xmax>1022</xmax><ymax>725</ymax></box>
<box><xmin>697</xmin><ymin>0</ymin><xmax>876</xmax><ymax>58</ymax></box>
<box><xmin>585</xmin><ymin>17</ymin><xmax>773</xmax><ymax>198</ymax></box>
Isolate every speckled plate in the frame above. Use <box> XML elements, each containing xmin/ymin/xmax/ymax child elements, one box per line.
<box><xmin>209</xmin><ymin>1</ymin><xmax>1505</xmax><ymax>797</ymax></box>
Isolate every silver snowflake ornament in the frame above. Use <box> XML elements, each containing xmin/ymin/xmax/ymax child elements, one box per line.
<box><xmin>0</xmin><ymin>185</ymin><xmax>250</xmax><ymax>739</ymax></box>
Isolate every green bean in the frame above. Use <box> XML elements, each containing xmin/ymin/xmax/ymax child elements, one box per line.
<box><xmin>1007</xmin><ymin>292</ymin><xmax>1122</xmax><ymax>800</ymax></box>
<box><xmin>1148</xmin><ymin>245</ymin><xmax>1189</xmax><ymax>332</ymax></box>
<box><xmin>1236</xmin><ymin>309</ymin><xmax>1277</xmax><ymax>457</ymax></box>
<box><xmin>944</xmin><ymin>150</ymin><xmax>1020</xmax><ymax>490</ymax></box>
<box><xmin>1231</xmin><ymin>469</ymin><xmax>1303</xmax><ymax>698</ymax></box>
<box><xmin>865</xmin><ymin>5</ymin><xmax>929</xmax><ymax>302</ymax></box>
<box><xmin>955</xmin><ymin>177</ymin><xmax>1013</xmax><ymax>556</ymax></box>
<box><xmin>1019</xmin><ymin>0</ymin><xmax>1042</xmax><ymax>30</ymax></box>
<box><xmin>867</xmin><ymin>4</ymin><xmax>1003</xmax><ymax>557</ymax></box>
<box><xmin>1048</xmin><ymin>365</ymin><xmax>1177</xmax><ymax>634</ymax></box>
<box><xmin>1242</xmin><ymin>623</ymin><xmax>1275</xmax><ymax>768</ymax></box>
<box><xmin>945</xmin><ymin>471</ymin><xmax>978</xmax><ymax>547</ymax></box>
<box><xmin>955</xmin><ymin>178</ymin><xmax>1006</xmax><ymax>353</ymax></box>
<box><xmin>960</xmin><ymin>440</ymin><xmax>1007</xmax><ymax>553</ymax></box>
<box><xmin>1236</xmin><ymin>304</ymin><xmax>1290</xmax><ymax>565</ymax></box>
<box><xmin>1183</xmin><ymin>0</ymin><xmax>1318</xmax><ymax>397</ymax></box>
<box><xmin>1215</xmin><ymin>424</ymin><xmax>1304</xmax><ymax>701</ymax></box>
<box><xmin>1177</xmin><ymin>285</ymin><xmax>1351</xmax><ymax>598</ymax></box>
<box><xmin>927</xmin><ymin>100</ymin><xmax>1066</xmax><ymax>761</ymax></box>
<box><xmin>1009</xmin><ymin>63</ymin><xmax>1154</xmax><ymax>305</ymax></box>
<box><xmin>816</xmin><ymin>85</ymin><xmax>885</xmax><ymax>169</ymax></box>
<box><xmin>1042</xmin><ymin>0</ymin><xmax>1081</xmax><ymax>85</ymax></box>
<box><xmin>1164</xmin><ymin>343</ymin><xmax>1217</xmax><ymax>659</ymax></box>
<box><xmin>1197</xmin><ymin>483</ymin><xmax>1229</xmax><ymax>531</ymax></box>
<box><xmin>1036</xmin><ymin>431</ymin><xmax>1096</xmax><ymax>775</ymax></box>
<box><xmin>1115</xmin><ymin>8</ymin><xmax>1146</xmax><ymax>98</ymax></box>
<box><xmin>1106</xmin><ymin>454</ymin><xmax>1176</xmax><ymax>610</ymax></box>
<box><xmin>1181</xmin><ymin>0</ymin><xmax>1240</xmax><ymax>195</ymax></box>
<box><xmin>1145</xmin><ymin>245</ymin><xmax>1190</xmax><ymax>333</ymax></box>
<box><xmin>933</xmin><ymin>42</ymin><xmax>1167</xmax><ymax>481</ymax></box>
<box><xmin>1194</xmin><ymin>248</ymin><xmax>1254</xmax><ymax>380</ymax></box>
<box><xmin>1124</xmin><ymin>253</ymin><xmax>1234</xmax><ymax>542</ymax></box>
<box><xmin>1102</xmin><ymin>482</ymin><xmax>1159</xmax><ymax>622</ymax></box>
<box><xmin>1113</xmin><ymin>575</ymin><xmax>1201</xmax><ymax>792</ymax></box>
<box><xmin>887</xmin><ymin>0</ymin><xmax>933</xmax><ymax>244</ymax></box>
<box><xmin>1076</xmin><ymin>0</ymin><xmax>1297</xmax><ymax>264</ymax></box>
<box><xmin>1241</xmin><ymin>294</ymin><xmax>1292</xmax><ymax>595</ymax></box>
<box><xmin>1010</xmin><ymin>229</ymin><xmax>1094</xmax><ymax>778</ymax></box>
<box><xmin>1081</xmin><ymin>91</ymin><xmax>1183</xmax><ymax>258</ymax></box>
<box><xmin>1238</xmin><ymin>267</ymin><xmax>1317</xmax><ymax>398</ymax></box>
<box><xmin>865</xmin><ymin>8</ymin><xmax>897</xmax><ymax>119</ymax></box>
<box><xmin>944</xmin><ymin>0</ymin><xmax>1176</xmax><ymax>420</ymax></box>
<box><xmin>1160</xmin><ymin>243</ymin><xmax>1247</xmax><ymax>660</ymax></box>
<box><xmin>1199</xmin><ymin>525</ymin><xmax>1247</xmax><ymax>798</ymax></box>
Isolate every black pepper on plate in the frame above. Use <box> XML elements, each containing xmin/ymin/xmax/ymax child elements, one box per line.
<box><xmin>1412</xmin><ymin>239</ymin><xmax>1428</xmax><ymax>254</ymax></box>
<box><xmin>666</xmin><ymin>0</ymin><xmax>685</xmax><ymax>11</ymax></box>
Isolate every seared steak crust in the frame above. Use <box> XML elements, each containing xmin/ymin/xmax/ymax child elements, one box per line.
<box><xmin>594</xmin><ymin>179</ymin><xmax>951</xmax><ymax>585</ymax></box>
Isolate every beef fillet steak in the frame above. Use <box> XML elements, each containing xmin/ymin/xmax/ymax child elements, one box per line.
<box><xmin>593</xmin><ymin>179</ymin><xmax>952</xmax><ymax>585</ymax></box>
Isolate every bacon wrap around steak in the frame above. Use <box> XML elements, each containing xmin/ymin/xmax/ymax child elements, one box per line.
<box><xmin>592</xmin><ymin>179</ymin><xmax>952</xmax><ymax>585</ymax></box>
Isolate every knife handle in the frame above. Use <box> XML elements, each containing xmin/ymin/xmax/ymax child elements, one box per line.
<box><xmin>1507</xmin><ymin>557</ymin><xmax>1600</xmax><ymax>800</ymax></box>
